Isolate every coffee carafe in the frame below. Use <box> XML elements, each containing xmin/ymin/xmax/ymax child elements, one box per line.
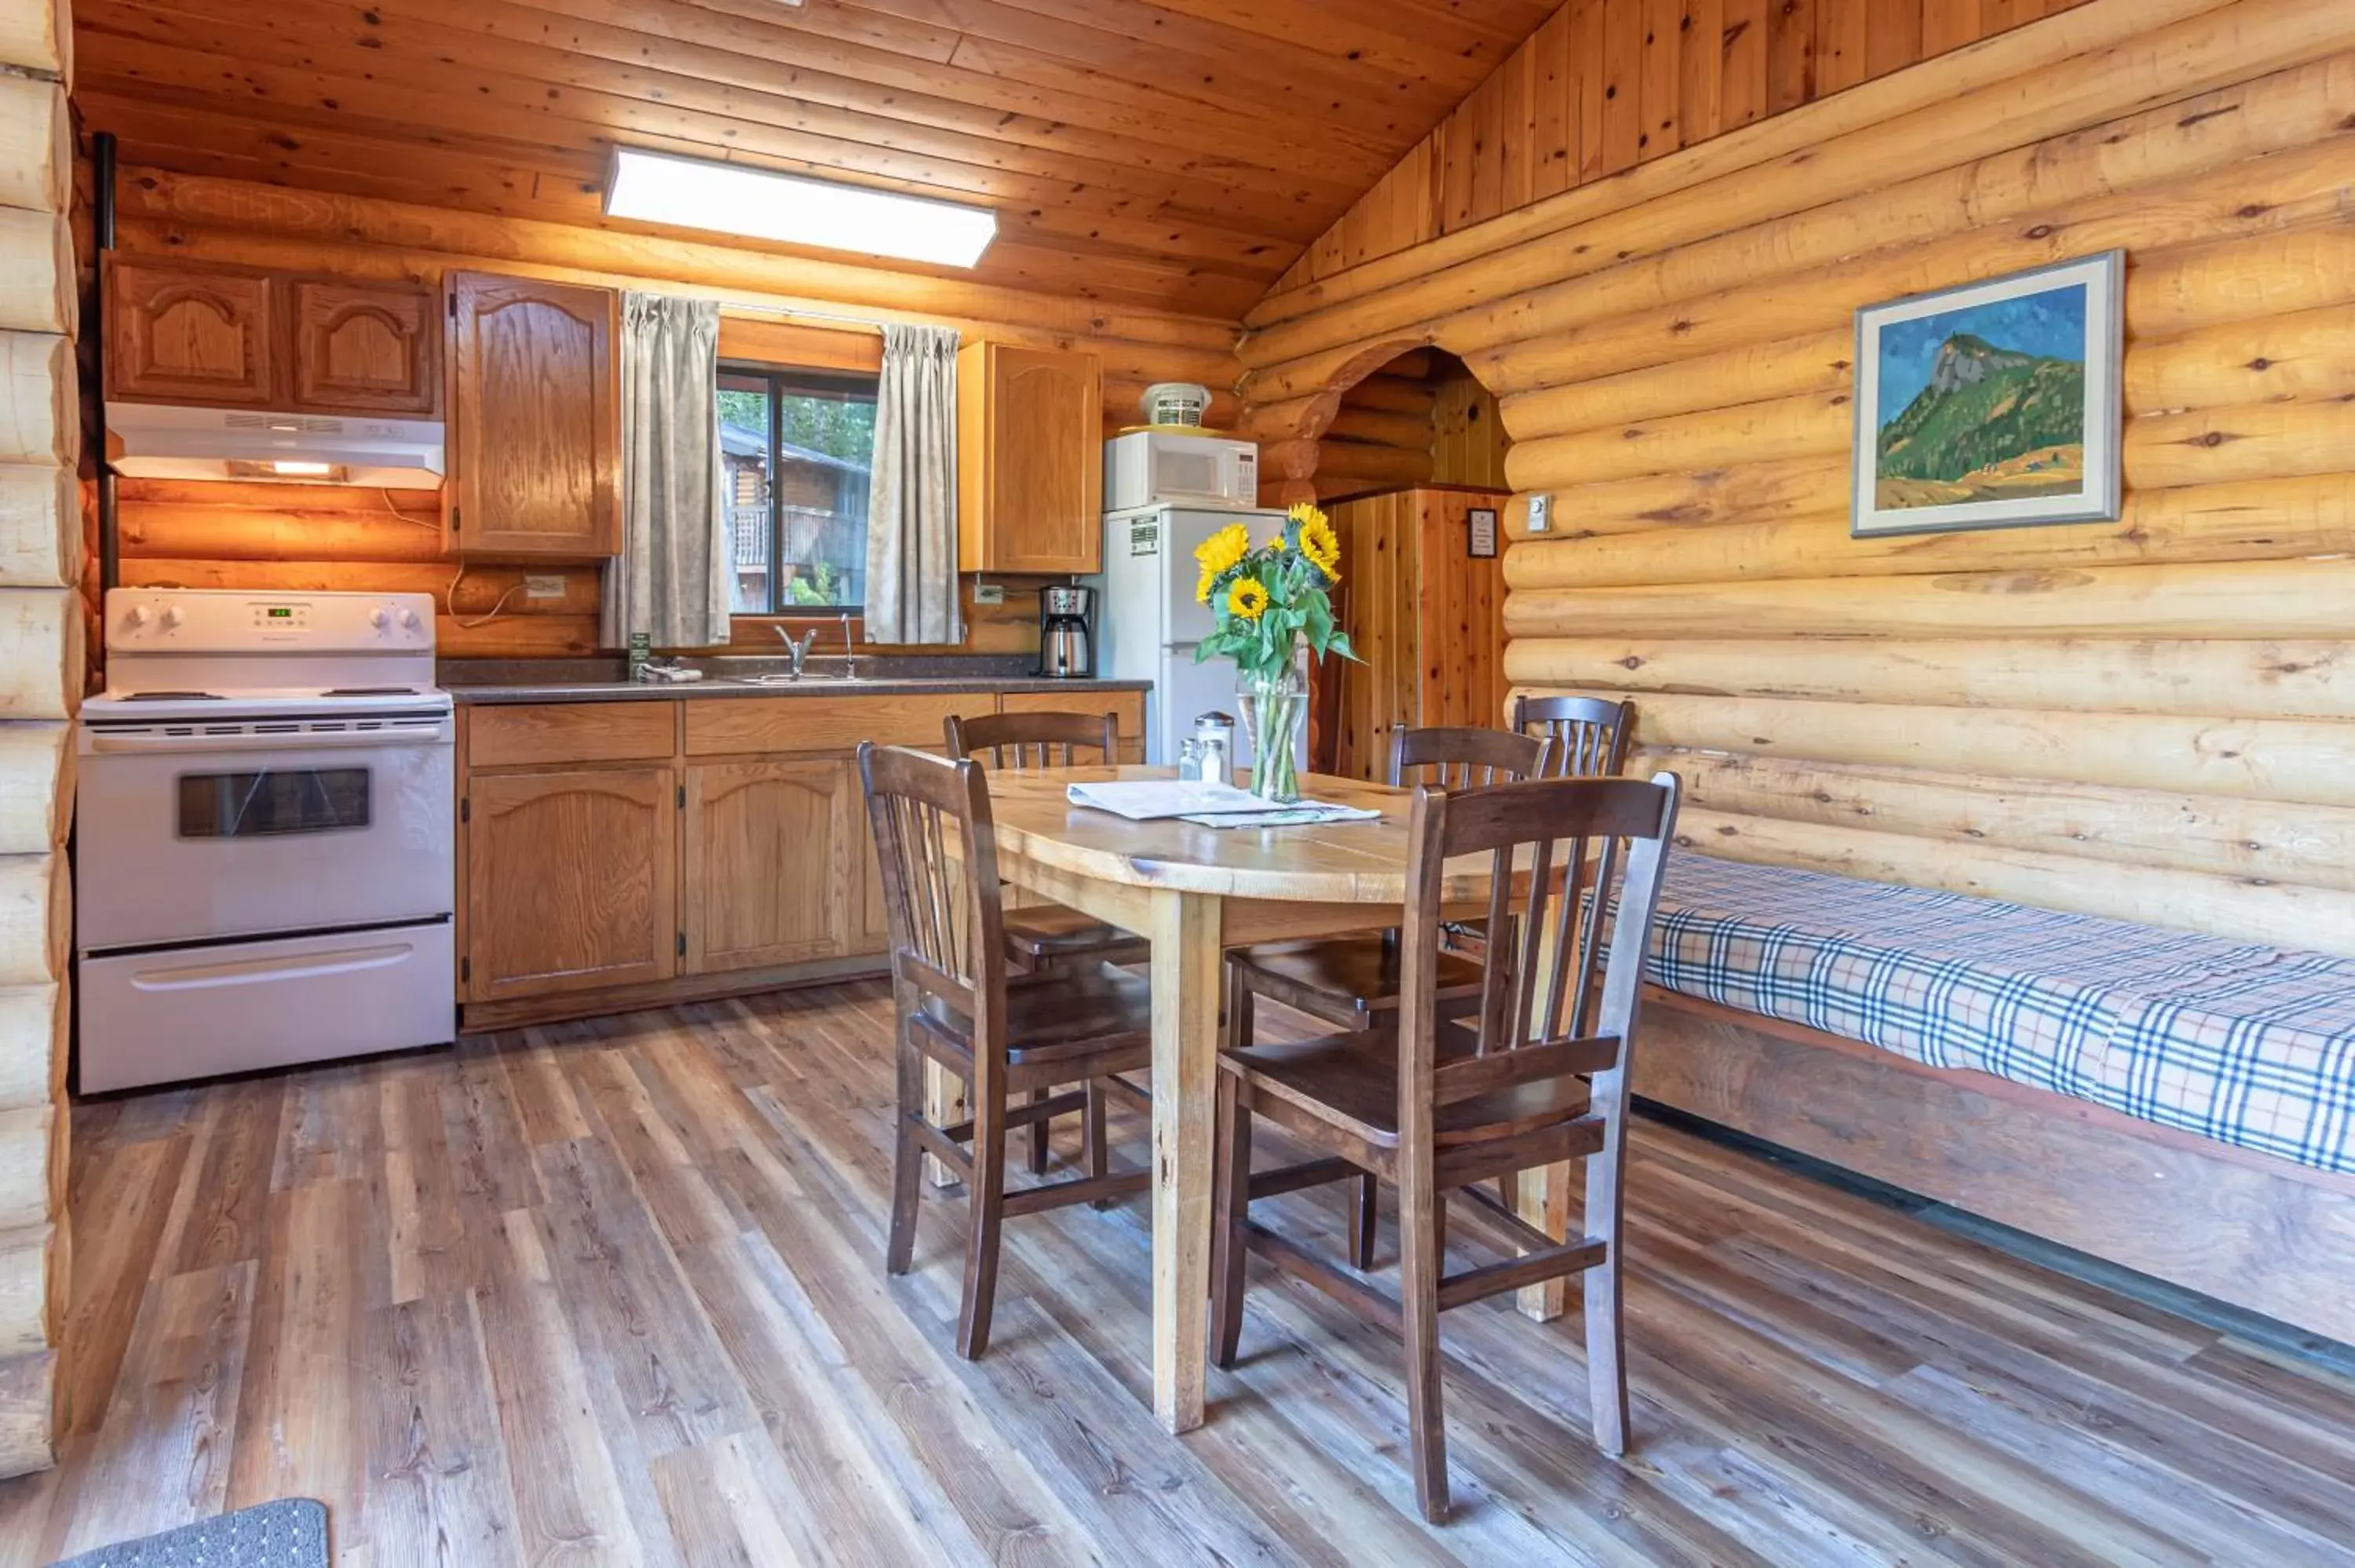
<box><xmin>1039</xmin><ymin>584</ymin><xmax>1094</xmax><ymax>679</ymax></box>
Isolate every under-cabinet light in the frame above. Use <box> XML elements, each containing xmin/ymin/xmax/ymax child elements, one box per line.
<box><xmin>270</xmin><ymin>460</ymin><xmax>333</xmax><ymax>476</ymax></box>
<box><xmin>603</xmin><ymin>148</ymin><xmax>997</xmax><ymax>268</ymax></box>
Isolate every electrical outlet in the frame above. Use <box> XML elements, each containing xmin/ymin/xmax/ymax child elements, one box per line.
<box><xmin>1526</xmin><ymin>493</ymin><xmax>1553</xmax><ymax>534</ymax></box>
<box><xmin>524</xmin><ymin>574</ymin><xmax>566</xmax><ymax>600</ymax></box>
<box><xmin>972</xmin><ymin>582</ymin><xmax>1006</xmax><ymax>605</ymax></box>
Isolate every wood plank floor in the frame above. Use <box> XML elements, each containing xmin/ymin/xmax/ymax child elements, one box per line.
<box><xmin>4</xmin><ymin>979</ymin><xmax>2354</xmax><ymax>1566</ymax></box>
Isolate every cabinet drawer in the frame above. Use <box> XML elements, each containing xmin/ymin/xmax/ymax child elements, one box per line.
<box><xmin>685</xmin><ymin>694</ymin><xmax>973</xmax><ymax>757</ymax></box>
<box><xmin>999</xmin><ymin>691</ymin><xmax>1145</xmax><ymax>738</ymax></box>
<box><xmin>469</xmin><ymin>702</ymin><xmax>677</xmax><ymax>768</ymax></box>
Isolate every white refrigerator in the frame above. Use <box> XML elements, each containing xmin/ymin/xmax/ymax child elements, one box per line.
<box><xmin>1087</xmin><ymin>503</ymin><xmax>1309</xmax><ymax>770</ymax></box>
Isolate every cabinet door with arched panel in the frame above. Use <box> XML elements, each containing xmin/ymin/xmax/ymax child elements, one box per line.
<box><xmin>447</xmin><ymin>271</ymin><xmax>619</xmax><ymax>557</ymax></box>
<box><xmin>105</xmin><ymin>258</ymin><xmax>276</xmax><ymax>407</ymax></box>
<box><xmin>683</xmin><ymin>758</ymin><xmax>859</xmax><ymax>973</ymax></box>
<box><xmin>290</xmin><ymin>280</ymin><xmax>440</xmax><ymax>416</ymax></box>
<box><xmin>464</xmin><ymin>764</ymin><xmax>677</xmax><ymax>999</ymax></box>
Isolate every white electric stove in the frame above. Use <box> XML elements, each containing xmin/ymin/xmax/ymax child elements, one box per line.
<box><xmin>76</xmin><ymin>588</ymin><xmax>458</xmax><ymax>1092</ymax></box>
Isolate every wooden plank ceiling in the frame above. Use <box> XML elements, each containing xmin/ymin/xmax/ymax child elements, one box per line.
<box><xmin>68</xmin><ymin>0</ymin><xmax>1563</xmax><ymax>319</ymax></box>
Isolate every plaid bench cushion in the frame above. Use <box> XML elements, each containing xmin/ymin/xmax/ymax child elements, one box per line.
<box><xmin>1646</xmin><ymin>855</ymin><xmax>2355</xmax><ymax>1177</ymax></box>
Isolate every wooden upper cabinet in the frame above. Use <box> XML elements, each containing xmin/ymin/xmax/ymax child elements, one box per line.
<box><xmin>289</xmin><ymin>280</ymin><xmax>440</xmax><ymax>415</ymax></box>
<box><xmin>683</xmin><ymin>758</ymin><xmax>859</xmax><ymax>973</ymax></box>
<box><xmin>447</xmin><ymin>272</ymin><xmax>619</xmax><ymax>558</ymax></box>
<box><xmin>464</xmin><ymin>764</ymin><xmax>676</xmax><ymax>998</ymax></box>
<box><xmin>106</xmin><ymin>259</ymin><xmax>276</xmax><ymax>407</ymax></box>
<box><xmin>958</xmin><ymin>341</ymin><xmax>1103</xmax><ymax>574</ymax></box>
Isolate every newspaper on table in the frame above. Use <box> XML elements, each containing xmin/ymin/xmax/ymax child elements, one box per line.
<box><xmin>1064</xmin><ymin>779</ymin><xmax>1382</xmax><ymax>829</ymax></box>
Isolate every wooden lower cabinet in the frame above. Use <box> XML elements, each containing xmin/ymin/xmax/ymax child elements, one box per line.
<box><xmin>464</xmin><ymin>764</ymin><xmax>677</xmax><ymax>999</ymax></box>
<box><xmin>684</xmin><ymin>758</ymin><xmax>860</xmax><ymax>972</ymax></box>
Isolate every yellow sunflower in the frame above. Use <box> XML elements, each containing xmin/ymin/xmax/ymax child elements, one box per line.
<box><xmin>1194</xmin><ymin>522</ymin><xmax>1251</xmax><ymax>580</ymax></box>
<box><xmin>1226</xmin><ymin>577</ymin><xmax>1271</xmax><ymax>621</ymax></box>
<box><xmin>1293</xmin><ymin>504</ymin><xmax>1342</xmax><ymax>581</ymax></box>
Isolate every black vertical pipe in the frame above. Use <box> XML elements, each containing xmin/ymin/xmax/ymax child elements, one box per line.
<box><xmin>93</xmin><ymin>132</ymin><xmax>118</xmax><ymax>592</ymax></box>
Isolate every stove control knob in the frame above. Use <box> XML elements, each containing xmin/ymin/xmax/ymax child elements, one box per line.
<box><xmin>371</xmin><ymin>607</ymin><xmax>393</xmax><ymax>632</ymax></box>
<box><xmin>121</xmin><ymin>603</ymin><xmax>152</xmax><ymax>631</ymax></box>
<box><xmin>398</xmin><ymin>607</ymin><xmax>424</xmax><ymax>633</ymax></box>
<box><xmin>158</xmin><ymin>606</ymin><xmax>185</xmax><ymax>632</ymax></box>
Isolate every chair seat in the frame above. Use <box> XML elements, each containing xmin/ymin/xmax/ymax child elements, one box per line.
<box><xmin>916</xmin><ymin>960</ymin><xmax>1153</xmax><ymax>1067</ymax></box>
<box><xmin>1219</xmin><ymin>1030</ymin><xmax>1590</xmax><ymax>1148</ymax></box>
<box><xmin>1229</xmin><ymin>934</ymin><xmax>1488</xmax><ymax>1022</ymax></box>
<box><xmin>1004</xmin><ymin>903</ymin><xmax>1152</xmax><ymax>965</ymax></box>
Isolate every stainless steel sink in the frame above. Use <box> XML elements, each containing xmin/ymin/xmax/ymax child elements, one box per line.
<box><xmin>720</xmin><ymin>672</ymin><xmax>859</xmax><ymax>687</ymax></box>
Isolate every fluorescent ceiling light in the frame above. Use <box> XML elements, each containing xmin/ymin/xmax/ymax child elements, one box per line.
<box><xmin>604</xmin><ymin>148</ymin><xmax>997</xmax><ymax>268</ymax></box>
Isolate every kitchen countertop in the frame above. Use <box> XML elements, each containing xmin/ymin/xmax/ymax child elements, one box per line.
<box><xmin>449</xmin><ymin>675</ymin><xmax>1151</xmax><ymax>705</ymax></box>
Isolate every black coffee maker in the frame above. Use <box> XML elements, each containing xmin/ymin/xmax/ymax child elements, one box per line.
<box><xmin>1039</xmin><ymin>584</ymin><xmax>1094</xmax><ymax>678</ymax></box>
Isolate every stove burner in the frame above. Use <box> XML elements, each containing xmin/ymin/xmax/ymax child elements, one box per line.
<box><xmin>121</xmin><ymin>691</ymin><xmax>221</xmax><ymax>702</ymax></box>
<box><xmin>321</xmin><ymin>687</ymin><xmax>421</xmax><ymax>698</ymax></box>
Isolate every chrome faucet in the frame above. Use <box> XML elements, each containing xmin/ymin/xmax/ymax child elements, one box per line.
<box><xmin>774</xmin><ymin>625</ymin><xmax>819</xmax><ymax>679</ymax></box>
<box><xmin>840</xmin><ymin>611</ymin><xmax>858</xmax><ymax>681</ymax></box>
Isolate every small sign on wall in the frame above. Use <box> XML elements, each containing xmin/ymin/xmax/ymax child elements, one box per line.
<box><xmin>1467</xmin><ymin>507</ymin><xmax>1499</xmax><ymax>560</ymax></box>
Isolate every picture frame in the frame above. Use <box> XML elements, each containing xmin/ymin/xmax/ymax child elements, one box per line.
<box><xmin>1852</xmin><ymin>250</ymin><xmax>2124</xmax><ymax>539</ymax></box>
<box><xmin>1466</xmin><ymin>506</ymin><xmax>1499</xmax><ymax>560</ymax></box>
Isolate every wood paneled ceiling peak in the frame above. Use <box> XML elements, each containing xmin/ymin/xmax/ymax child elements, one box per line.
<box><xmin>69</xmin><ymin>0</ymin><xmax>1563</xmax><ymax>318</ymax></box>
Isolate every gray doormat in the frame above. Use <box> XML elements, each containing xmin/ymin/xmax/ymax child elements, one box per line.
<box><xmin>51</xmin><ymin>1499</ymin><xmax>327</xmax><ymax>1568</ymax></box>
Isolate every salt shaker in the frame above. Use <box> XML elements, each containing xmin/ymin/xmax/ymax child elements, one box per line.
<box><xmin>1192</xmin><ymin>712</ymin><xmax>1234</xmax><ymax>787</ymax></box>
<box><xmin>1176</xmin><ymin>738</ymin><xmax>1204</xmax><ymax>782</ymax></box>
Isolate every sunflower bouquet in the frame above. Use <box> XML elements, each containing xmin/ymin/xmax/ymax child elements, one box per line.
<box><xmin>1192</xmin><ymin>502</ymin><xmax>1356</xmax><ymax>800</ymax></box>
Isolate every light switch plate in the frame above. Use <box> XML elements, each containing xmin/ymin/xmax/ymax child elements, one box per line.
<box><xmin>524</xmin><ymin>574</ymin><xmax>567</xmax><ymax>600</ymax></box>
<box><xmin>1526</xmin><ymin>493</ymin><xmax>1553</xmax><ymax>533</ymax></box>
<box><xmin>973</xmin><ymin>582</ymin><xmax>1006</xmax><ymax>605</ymax></box>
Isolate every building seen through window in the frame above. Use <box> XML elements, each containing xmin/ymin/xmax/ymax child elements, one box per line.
<box><xmin>717</xmin><ymin>366</ymin><xmax>878</xmax><ymax>614</ymax></box>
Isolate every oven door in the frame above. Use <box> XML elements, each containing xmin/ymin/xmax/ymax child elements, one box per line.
<box><xmin>77</xmin><ymin>712</ymin><xmax>455</xmax><ymax>950</ymax></box>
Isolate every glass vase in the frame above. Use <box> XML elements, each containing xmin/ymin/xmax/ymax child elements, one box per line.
<box><xmin>1238</xmin><ymin>665</ymin><xmax>1307</xmax><ymax>804</ymax></box>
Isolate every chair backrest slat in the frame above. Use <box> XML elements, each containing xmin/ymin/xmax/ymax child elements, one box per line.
<box><xmin>946</xmin><ymin>709</ymin><xmax>1119</xmax><ymax>771</ymax></box>
<box><xmin>1389</xmin><ymin>725</ymin><xmax>1549</xmax><ymax>793</ymax></box>
<box><xmin>858</xmin><ymin>743</ymin><xmax>1006</xmax><ymax>1032</ymax></box>
<box><xmin>1511</xmin><ymin>695</ymin><xmax>1634</xmax><ymax>781</ymax></box>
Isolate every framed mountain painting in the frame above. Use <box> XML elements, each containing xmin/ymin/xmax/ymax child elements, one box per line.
<box><xmin>1853</xmin><ymin>251</ymin><xmax>2123</xmax><ymax>538</ymax></box>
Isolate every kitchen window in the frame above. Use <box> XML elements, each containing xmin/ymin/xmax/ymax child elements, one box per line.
<box><xmin>717</xmin><ymin>364</ymin><xmax>878</xmax><ymax>615</ymax></box>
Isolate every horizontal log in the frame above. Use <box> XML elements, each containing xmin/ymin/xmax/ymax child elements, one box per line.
<box><xmin>0</xmin><ymin>857</ymin><xmax>64</xmax><ymax>988</ymax></box>
<box><xmin>1502</xmin><ymin>300</ymin><xmax>2355</xmax><ymax>443</ymax></box>
<box><xmin>0</xmin><ymin>79</ymin><xmax>66</xmax><ymax>217</ymax></box>
<box><xmin>0</xmin><ymin>1345</ymin><xmax>51</xmax><ymax>1479</ymax></box>
<box><xmin>1240</xmin><ymin>0</ymin><xmax>2290</xmax><ymax>353</ymax></box>
<box><xmin>0</xmin><ymin>598</ymin><xmax>77</xmax><ymax>722</ymax></box>
<box><xmin>0</xmin><ymin>0</ymin><xmax>67</xmax><ymax>77</ymax></box>
<box><xmin>1647</xmin><ymin>749</ymin><xmax>2355</xmax><ymax>896</ymax></box>
<box><xmin>437</xmin><ymin>613</ymin><xmax>598</xmax><ymax>658</ymax></box>
<box><xmin>1239</xmin><ymin>392</ymin><xmax>1341</xmax><ymax>444</ymax></box>
<box><xmin>1503</xmin><ymin>476</ymin><xmax>2355</xmax><ymax>590</ymax></box>
<box><xmin>1510</xmin><ymin>458</ymin><xmax>1847</xmax><ymax>539</ymax></box>
<box><xmin>121</xmin><ymin>560</ymin><xmax>600</xmax><ymax>616</ymax></box>
<box><xmin>1468</xmin><ymin>141</ymin><xmax>2355</xmax><ymax>398</ymax></box>
<box><xmin>1504</xmin><ymin>637</ymin><xmax>2355</xmax><ymax>721</ymax></box>
<box><xmin>1625</xmin><ymin>691</ymin><xmax>2355</xmax><ymax>808</ymax></box>
<box><xmin>117</xmin><ymin>500</ymin><xmax>448</xmax><ymax>564</ymax></box>
<box><xmin>1338</xmin><ymin>375</ymin><xmax>1439</xmax><ymax>417</ymax></box>
<box><xmin>0</xmin><ymin>727</ymin><xmax>69</xmax><ymax>855</ymax></box>
<box><xmin>1502</xmin><ymin>558</ymin><xmax>2355</xmax><ymax>641</ymax></box>
<box><xmin>1313</xmin><ymin>441</ymin><xmax>1433</xmax><ymax>486</ymax></box>
<box><xmin>0</xmin><ymin>1223</ymin><xmax>46</xmax><ymax>1356</ymax></box>
<box><xmin>0</xmin><ymin>212</ymin><xmax>70</xmax><ymax>339</ymax></box>
<box><xmin>0</xmin><ymin>985</ymin><xmax>62</xmax><ymax>1114</ymax></box>
<box><xmin>1324</xmin><ymin>404</ymin><xmax>1433</xmax><ymax>450</ymax></box>
<box><xmin>1671</xmin><ymin>808</ymin><xmax>2355</xmax><ymax>957</ymax></box>
<box><xmin>0</xmin><ymin>468</ymin><xmax>74</xmax><ymax>589</ymax></box>
<box><xmin>0</xmin><ymin>1101</ymin><xmax>50</xmax><ymax>1232</ymax></box>
<box><xmin>2126</xmin><ymin>219</ymin><xmax>2355</xmax><ymax>341</ymax></box>
<box><xmin>0</xmin><ymin>332</ymin><xmax>72</xmax><ymax>469</ymax></box>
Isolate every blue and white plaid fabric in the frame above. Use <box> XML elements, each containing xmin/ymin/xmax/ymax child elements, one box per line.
<box><xmin>1645</xmin><ymin>855</ymin><xmax>2355</xmax><ymax>1177</ymax></box>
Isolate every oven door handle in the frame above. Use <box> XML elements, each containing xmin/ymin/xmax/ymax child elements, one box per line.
<box><xmin>86</xmin><ymin>726</ymin><xmax>453</xmax><ymax>755</ymax></box>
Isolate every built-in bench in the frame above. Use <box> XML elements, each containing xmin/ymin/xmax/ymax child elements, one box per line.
<box><xmin>1630</xmin><ymin>855</ymin><xmax>2355</xmax><ymax>1345</ymax></box>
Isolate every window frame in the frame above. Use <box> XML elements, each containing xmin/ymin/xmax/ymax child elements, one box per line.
<box><xmin>717</xmin><ymin>360</ymin><xmax>879</xmax><ymax>619</ymax></box>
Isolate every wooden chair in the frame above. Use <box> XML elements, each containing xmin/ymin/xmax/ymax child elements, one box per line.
<box><xmin>946</xmin><ymin>709</ymin><xmax>1153</xmax><ymax>1176</ymax></box>
<box><xmin>1210</xmin><ymin>770</ymin><xmax>1681</xmax><ymax>1521</ymax></box>
<box><xmin>1511</xmin><ymin>693</ymin><xmax>1634</xmax><ymax>779</ymax></box>
<box><xmin>1223</xmin><ymin>726</ymin><xmax>1549</xmax><ymax>1266</ymax></box>
<box><xmin>860</xmin><ymin>742</ymin><xmax>1154</xmax><ymax>1359</ymax></box>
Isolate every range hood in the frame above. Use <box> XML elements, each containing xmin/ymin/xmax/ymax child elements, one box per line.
<box><xmin>105</xmin><ymin>403</ymin><xmax>447</xmax><ymax>489</ymax></box>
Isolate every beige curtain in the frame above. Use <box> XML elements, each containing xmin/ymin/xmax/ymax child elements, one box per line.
<box><xmin>604</xmin><ymin>292</ymin><xmax>728</xmax><ymax>649</ymax></box>
<box><xmin>865</xmin><ymin>323</ymin><xmax>962</xmax><ymax>645</ymax></box>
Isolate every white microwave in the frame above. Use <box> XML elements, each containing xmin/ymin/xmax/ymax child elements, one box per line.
<box><xmin>1104</xmin><ymin>430</ymin><xmax>1259</xmax><ymax>512</ymax></box>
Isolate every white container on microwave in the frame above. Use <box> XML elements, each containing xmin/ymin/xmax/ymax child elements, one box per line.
<box><xmin>1104</xmin><ymin>429</ymin><xmax>1259</xmax><ymax>512</ymax></box>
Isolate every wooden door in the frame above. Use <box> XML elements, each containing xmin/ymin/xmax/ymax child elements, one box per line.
<box><xmin>958</xmin><ymin>342</ymin><xmax>1102</xmax><ymax>573</ymax></box>
<box><xmin>466</xmin><ymin>764</ymin><xmax>675</xmax><ymax>999</ymax></box>
<box><xmin>683</xmin><ymin>759</ymin><xmax>857</xmax><ymax>973</ymax></box>
<box><xmin>288</xmin><ymin>280</ymin><xmax>440</xmax><ymax>415</ymax></box>
<box><xmin>105</xmin><ymin>259</ymin><xmax>275</xmax><ymax>407</ymax></box>
<box><xmin>447</xmin><ymin>272</ymin><xmax>618</xmax><ymax>557</ymax></box>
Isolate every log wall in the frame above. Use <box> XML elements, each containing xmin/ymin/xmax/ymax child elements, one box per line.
<box><xmin>1275</xmin><ymin>0</ymin><xmax>2092</xmax><ymax>292</ymax></box>
<box><xmin>0</xmin><ymin>0</ymin><xmax>75</xmax><ymax>1481</ymax></box>
<box><xmin>1238</xmin><ymin>0</ymin><xmax>2355</xmax><ymax>957</ymax></box>
<box><xmin>96</xmin><ymin>166</ymin><xmax>1247</xmax><ymax>658</ymax></box>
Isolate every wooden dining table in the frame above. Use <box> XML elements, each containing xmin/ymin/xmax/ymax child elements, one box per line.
<box><xmin>952</xmin><ymin>764</ymin><xmax>1568</xmax><ymax>1435</ymax></box>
